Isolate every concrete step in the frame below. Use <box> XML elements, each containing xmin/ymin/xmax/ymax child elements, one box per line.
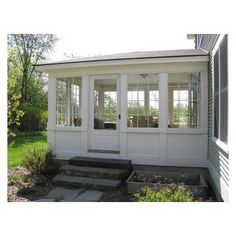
<box><xmin>53</xmin><ymin>174</ymin><xmax>121</xmax><ymax>190</ymax></box>
<box><xmin>69</xmin><ymin>156</ymin><xmax>132</xmax><ymax>170</ymax></box>
<box><xmin>60</xmin><ymin>165</ymin><xmax>130</xmax><ymax>180</ymax></box>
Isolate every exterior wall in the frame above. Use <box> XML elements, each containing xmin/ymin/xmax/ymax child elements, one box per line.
<box><xmin>47</xmin><ymin>59</ymin><xmax>209</xmax><ymax>168</ymax></box>
<box><xmin>198</xmin><ymin>34</ymin><xmax>229</xmax><ymax>201</ymax></box>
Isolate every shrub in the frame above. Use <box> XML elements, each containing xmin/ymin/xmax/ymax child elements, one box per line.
<box><xmin>21</xmin><ymin>146</ymin><xmax>59</xmax><ymax>176</ymax></box>
<box><xmin>39</xmin><ymin>111</ymin><xmax>48</xmax><ymax>131</ymax></box>
<box><xmin>31</xmin><ymin>174</ymin><xmax>48</xmax><ymax>186</ymax></box>
<box><xmin>134</xmin><ymin>185</ymin><xmax>194</xmax><ymax>202</ymax></box>
<box><xmin>8</xmin><ymin>174</ymin><xmax>22</xmax><ymax>185</ymax></box>
<box><xmin>17</xmin><ymin>186</ymin><xmax>36</xmax><ymax>195</ymax></box>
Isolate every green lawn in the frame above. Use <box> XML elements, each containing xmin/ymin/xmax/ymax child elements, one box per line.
<box><xmin>8</xmin><ymin>133</ymin><xmax>47</xmax><ymax>167</ymax></box>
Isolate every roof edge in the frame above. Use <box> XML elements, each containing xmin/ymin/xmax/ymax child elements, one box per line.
<box><xmin>34</xmin><ymin>52</ymin><xmax>209</xmax><ymax>67</ymax></box>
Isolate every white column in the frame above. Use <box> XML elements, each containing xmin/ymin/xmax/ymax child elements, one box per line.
<box><xmin>47</xmin><ymin>77</ymin><xmax>56</xmax><ymax>150</ymax></box>
<box><xmin>120</xmin><ymin>73</ymin><xmax>128</xmax><ymax>131</ymax></box>
<box><xmin>120</xmin><ymin>73</ymin><xmax>128</xmax><ymax>158</ymax></box>
<box><xmin>158</xmin><ymin>73</ymin><xmax>168</xmax><ymax>165</ymax></box>
<box><xmin>81</xmin><ymin>75</ymin><xmax>89</xmax><ymax>129</ymax></box>
<box><xmin>48</xmin><ymin>77</ymin><xmax>56</xmax><ymax>130</ymax></box>
<box><xmin>159</xmin><ymin>73</ymin><xmax>168</xmax><ymax>130</ymax></box>
<box><xmin>81</xmin><ymin>75</ymin><xmax>89</xmax><ymax>155</ymax></box>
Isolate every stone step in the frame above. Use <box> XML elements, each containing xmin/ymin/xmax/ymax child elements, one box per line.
<box><xmin>69</xmin><ymin>156</ymin><xmax>132</xmax><ymax>170</ymax></box>
<box><xmin>53</xmin><ymin>174</ymin><xmax>121</xmax><ymax>190</ymax></box>
<box><xmin>60</xmin><ymin>165</ymin><xmax>130</xmax><ymax>180</ymax></box>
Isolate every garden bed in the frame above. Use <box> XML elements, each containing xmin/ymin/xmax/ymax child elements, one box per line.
<box><xmin>126</xmin><ymin>170</ymin><xmax>209</xmax><ymax>198</ymax></box>
<box><xmin>8</xmin><ymin>167</ymin><xmax>54</xmax><ymax>202</ymax></box>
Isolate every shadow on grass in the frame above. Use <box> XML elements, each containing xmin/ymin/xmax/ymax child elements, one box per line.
<box><xmin>9</xmin><ymin>135</ymin><xmax>47</xmax><ymax>148</ymax></box>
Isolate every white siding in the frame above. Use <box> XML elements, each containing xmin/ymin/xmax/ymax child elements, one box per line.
<box><xmin>207</xmin><ymin>35</ymin><xmax>229</xmax><ymax>201</ymax></box>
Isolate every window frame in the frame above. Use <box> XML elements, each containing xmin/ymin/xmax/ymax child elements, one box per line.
<box><xmin>55</xmin><ymin>76</ymin><xmax>82</xmax><ymax>127</ymax></box>
<box><xmin>127</xmin><ymin>73</ymin><xmax>160</xmax><ymax>129</ymax></box>
<box><xmin>168</xmin><ymin>73</ymin><xmax>201</xmax><ymax>129</ymax></box>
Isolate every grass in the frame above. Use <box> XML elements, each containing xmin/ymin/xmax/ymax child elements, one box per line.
<box><xmin>8</xmin><ymin>133</ymin><xmax>47</xmax><ymax>167</ymax></box>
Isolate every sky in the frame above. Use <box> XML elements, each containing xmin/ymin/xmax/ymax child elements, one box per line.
<box><xmin>48</xmin><ymin>33</ymin><xmax>195</xmax><ymax>61</ymax></box>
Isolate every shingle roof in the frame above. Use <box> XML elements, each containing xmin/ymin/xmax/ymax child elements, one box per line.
<box><xmin>36</xmin><ymin>49</ymin><xmax>208</xmax><ymax>66</ymax></box>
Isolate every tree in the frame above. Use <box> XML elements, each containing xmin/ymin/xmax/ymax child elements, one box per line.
<box><xmin>8</xmin><ymin>34</ymin><xmax>59</xmax><ymax>132</ymax></box>
<box><xmin>8</xmin><ymin>48</ymin><xmax>24</xmax><ymax>138</ymax></box>
<box><xmin>8</xmin><ymin>34</ymin><xmax>58</xmax><ymax>103</ymax></box>
<box><xmin>174</xmin><ymin>103</ymin><xmax>188</xmax><ymax>123</ymax></box>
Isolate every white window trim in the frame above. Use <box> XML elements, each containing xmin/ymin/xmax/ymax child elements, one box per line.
<box><xmin>127</xmin><ymin>73</ymin><xmax>160</xmax><ymax>129</ymax></box>
<box><xmin>167</xmin><ymin>72</ymin><xmax>204</xmax><ymax>130</ymax></box>
<box><xmin>55</xmin><ymin>76</ymin><xmax>83</xmax><ymax>128</ymax></box>
<box><xmin>211</xmin><ymin>136</ymin><xmax>229</xmax><ymax>155</ymax></box>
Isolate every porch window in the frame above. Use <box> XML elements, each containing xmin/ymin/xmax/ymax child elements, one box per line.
<box><xmin>127</xmin><ymin>74</ymin><xmax>159</xmax><ymax>128</ymax></box>
<box><xmin>56</xmin><ymin>77</ymin><xmax>82</xmax><ymax>126</ymax></box>
<box><xmin>168</xmin><ymin>73</ymin><xmax>201</xmax><ymax>128</ymax></box>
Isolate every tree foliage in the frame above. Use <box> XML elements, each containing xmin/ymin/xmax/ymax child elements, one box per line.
<box><xmin>8</xmin><ymin>34</ymin><xmax>58</xmax><ymax>135</ymax></box>
<box><xmin>8</xmin><ymin>48</ymin><xmax>24</xmax><ymax>138</ymax></box>
<box><xmin>8</xmin><ymin>34</ymin><xmax>58</xmax><ymax>103</ymax></box>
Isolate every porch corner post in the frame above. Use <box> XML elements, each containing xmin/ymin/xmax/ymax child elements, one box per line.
<box><xmin>81</xmin><ymin>75</ymin><xmax>89</xmax><ymax>129</ymax></box>
<box><xmin>120</xmin><ymin>73</ymin><xmax>128</xmax><ymax>157</ymax></box>
<box><xmin>48</xmin><ymin>77</ymin><xmax>56</xmax><ymax>129</ymax></box>
<box><xmin>47</xmin><ymin>77</ymin><xmax>56</xmax><ymax>150</ymax></box>
<box><xmin>159</xmin><ymin>73</ymin><xmax>168</xmax><ymax>165</ymax></box>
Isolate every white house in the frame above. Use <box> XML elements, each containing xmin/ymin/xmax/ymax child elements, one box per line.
<box><xmin>193</xmin><ymin>34</ymin><xmax>229</xmax><ymax>202</ymax></box>
<box><xmin>35</xmin><ymin>35</ymin><xmax>228</xmax><ymax>201</ymax></box>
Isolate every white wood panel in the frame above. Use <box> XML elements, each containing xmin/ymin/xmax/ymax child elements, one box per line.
<box><xmin>55</xmin><ymin>131</ymin><xmax>82</xmax><ymax>158</ymax></box>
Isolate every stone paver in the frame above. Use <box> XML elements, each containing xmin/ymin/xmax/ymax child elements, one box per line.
<box><xmin>54</xmin><ymin>174</ymin><xmax>121</xmax><ymax>188</ymax></box>
<box><xmin>46</xmin><ymin>187</ymin><xmax>83</xmax><ymax>201</ymax></box>
<box><xmin>34</xmin><ymin>187</ymin><xmax>103</xmax><ymax>202</ymax></box>
<box><xmin>73</xmin><ymin>190</ymin><xmax>103</xmax><ymax>202</ymax></box>
<box><xmin>34</xmin><ymin>198</ymin><xmax>56</xmax><ymax>202</ymax></box>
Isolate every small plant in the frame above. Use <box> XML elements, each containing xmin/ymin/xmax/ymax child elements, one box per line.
<box><xmin>21</xmin><ymin>146</ymin><xmax>59</xmax><ymax>175</ymax></box>
<box><xmin>134</xmin><ymin>185</ymin><xmax>194</xmax><ymax>202</ymax></box>
<box><xmin>31</xmin><ymin>174</ymin><xmax>48</xmax><ymax>186</ymax></box>
<box><xmin>8</xmin><ymin>174</ymin><xmax>22</xmax><ymax>185</ymax></box>
<box><xmin>17</xmin><ymin>186</ymin><xmax>36</xmax><ymax>195</ymax></box>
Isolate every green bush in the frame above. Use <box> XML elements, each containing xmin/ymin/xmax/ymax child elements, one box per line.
<box><xmin>19</xmin><ymin>103</ymin><xmax>47</xmax><ymax>132</ymax></box>
<box><xmin>8</xmin><ymin>174</ymin><xmax>22</xmax><ymax>185</ymax></box>
<box><xmin>134</xmin><ymin>185</ymin><xmax>194</xmax><ymax>202</ymax></box>
<box><xmin>21</xmin><ymin>146</ymin><xmax>59</xmax><ymax>175</ymax></box>
<box><xmin>31</xmin><ymin>174</ymin><xmax>48</xmax><ymax>186</ymax></box>
<box><xmin>39</xmin><ymin>111</ymin><xmax>48</xmax><ymax>131</ymax></box>
<box><xmin>17</xmin><ymin>186</ymin><xmax>36</xmax><ymax>195</ymax></box>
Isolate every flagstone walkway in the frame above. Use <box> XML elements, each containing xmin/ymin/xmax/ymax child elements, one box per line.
<box><xmin>34</xmin><ymin>187</ymin><xmax>103</xmax><ymax>202</ymax></box>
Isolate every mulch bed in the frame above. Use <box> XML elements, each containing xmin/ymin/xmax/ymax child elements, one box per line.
<box><xmin>8</xmin><ymin>167</ymin><xmax>216</xmax><ymax>202</ymax></box>
<box><xmin>8</xmin><ymin>167</ymin><xmax>54</xmax><ymax>202</ymax></box>
<box><xmin>100</xmin><ymin>184</ymin><xmax>136</xmax><ymax>202</ymax></box>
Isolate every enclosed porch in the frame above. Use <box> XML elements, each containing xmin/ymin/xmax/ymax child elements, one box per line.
<box><xmin>37</xmin><ymin>49</ymin><xmax>208</xmax><ymax>168</ymax></box>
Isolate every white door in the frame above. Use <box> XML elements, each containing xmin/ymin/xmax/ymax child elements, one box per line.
<box><xmin>88</xmin><ymin>75</ymin><xmax>120</xmax><ymax>152</ymax></box>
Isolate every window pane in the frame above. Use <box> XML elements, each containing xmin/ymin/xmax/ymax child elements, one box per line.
<box><xmin>56</xmin><ymin>77</ymin><xmax>82</xmax><ymax>126</ymax></box>
<box><xmin>94</xmin><ymin>79</ymin><xmax>117</xmax><ymax>130</ymax></box>
<box><xmin>128</xmin><ymin>74</ymin><xmax>159</xmax><ymax>128</ymax></box>
<box><xmin>168</xmin><ymin>73</ymin><xmax>201</xmax><ymax>128</ymax></box>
